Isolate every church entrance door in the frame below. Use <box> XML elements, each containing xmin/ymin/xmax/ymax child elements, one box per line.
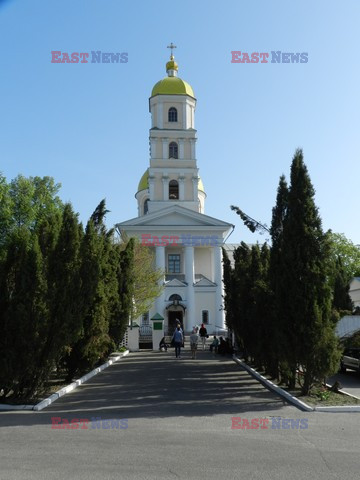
<box><xmin>168</xmin><ymin>311</ymin><xmax>183</xmax><ymax>334</ymax></box>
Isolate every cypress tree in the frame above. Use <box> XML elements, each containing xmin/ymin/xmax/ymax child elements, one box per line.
<box><xmin>40</xmin><ymin>203</ymin><xmax>82</xmax><ymax>371</ymax></box>
<box><xmin>251</xmin><ymin>243</ymin><xmax>271</xmax><ymax>368</ymax></box>
<box><xmin>268</xmin><ymin>175</ymin><xmax>288</xmax><ymax>379</ymax></box>
<box><xmin>231</xmin><ymin>242</ymin><xmax>252</xmax><ymax>359</ymax></box>
<box><xmin>65</xmin><ymin>202</ymin><xmax>113</xmax><ymax>380</ymax></box>
<box><xmin>278</xmin><ymin>149</ymin><xmax>340</xmax><ymax>393</ymax></box>
<box><xmin>0</xmin><ymin>229</ymin><xmax>48</xmax><ymax>399</ymax></box>
<box><xmin>222</xmin><ymin>248</ymin><xmax>236</xmax><ymax>332</ymax></box>
<box><xmin>118</xmin><ymin>238</ymin><xmax>135</xmax><ymax>329</ymax></box>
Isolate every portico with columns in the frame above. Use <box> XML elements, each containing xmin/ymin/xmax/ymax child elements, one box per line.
<box><xmin>117</xmin><ymin>47</ymin><xmax>233</xmax><ymax>334</ymax></box>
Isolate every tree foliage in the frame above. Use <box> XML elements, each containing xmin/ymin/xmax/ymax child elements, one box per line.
<box><xmin>0</xmin><ymin>177</ymin><xmax>162</xmax><ymax>400</ymax></box>
<box><xmin>328</xmin><ymin>232</ymin><xmax>360</xmax><ymax>280</ymax></box>
<box><xmin>226</xmin><ymin>150</ymin><xmax>341</xmax><ymax>395</ymax></box>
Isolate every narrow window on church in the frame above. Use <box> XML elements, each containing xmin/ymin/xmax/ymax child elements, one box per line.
<box><xmin>168</xmin><ymin>254</ymin><xmax>181</xmax><ymax>273</ymax></box>
<box><xmin>169</xmin><ymin>141</ymin><xmax>178</xmax><ymax>159</ymax></box>
<box><xmin>143</xmin><ymin>199</ymin><xmax>149</xmax><ymax>215</ymax></box>
<box><xmin>202</xmin><ymin>310</ymin><xmax>209</xmax><ymax>325</ymax></box>
<box><xmin>168</xmin><ymin>107</ymin><xmax>177</xmax><ymax>122</ymax></box>
<box><xmin>169</xmin><ymin>180</ymin><xmax>179</xmax><ymax>199</ymax></box>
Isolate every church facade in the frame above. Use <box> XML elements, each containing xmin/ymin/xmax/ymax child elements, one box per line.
<box><xmin>116</xmin><ymin>51</ymin><xmax>233</xmax><ymax>334</ymax></box>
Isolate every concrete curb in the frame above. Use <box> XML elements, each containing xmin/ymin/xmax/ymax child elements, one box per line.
<box><xmin>314</xmin><ymin>405</ymin><xmax>360</xmax><ymax>412</ymax></box>
<box><xmin>233</xmin><ymin>357</ymin><xmax>313</xmax><ymax>412</ymax></box>
<box><xmin>0</xmin><ymin>350</ymin><xmax>129</xmax><ymax>412</ymax></box>
<box><xmin>233</xmin><ymin>357</ymin><xmax>360</xmax><ymax>413</ymax></box>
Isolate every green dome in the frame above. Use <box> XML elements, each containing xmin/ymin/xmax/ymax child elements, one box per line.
<box><xmin>137</xmin><ymin>169</ymin><xmax>205</xmax><ymax>193</ymax></box>
<box><xmin>138</xmin><ymin>169</ymin><xmax>149</xmax><ymax>192</ymax></box>
<box><xmin>198</xmin><ymin>178</ymin><xmax>205</xmax><ymax>193</ymax></box>
<box><xmin>151</xmin><ymin>76</ymin><xmax>195</xmax><ymax>98</ymax></box>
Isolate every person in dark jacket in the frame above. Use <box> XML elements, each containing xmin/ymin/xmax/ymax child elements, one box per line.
<box><xmin>218</xmin><ymin>336</ymin><xmax>227</xmax><ymax>356</ymax></box>
<box><xmin>199</xmin><ymin>323</ymin><xmax>208</xmax><ymax>350</ymax></box>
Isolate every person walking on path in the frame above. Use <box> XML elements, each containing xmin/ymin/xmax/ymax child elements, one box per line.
<box><xmin>176</xmin><ymin>320</ymin><xmax>185</xmax><ymax>347</ymax></box>
<box><xmin>199</xmin><ymin>323</ymin><xmax>208</xmax><ymax>350</ymax></box>
<box><xmin>189</xmin><ymin>327</ymin><xmax>199</xmax><ymax>359</ymax></box>
<box><xmin>172</xmin><ymin>325</ymin><xmax>184</xmax><ymax>359</ymax></box>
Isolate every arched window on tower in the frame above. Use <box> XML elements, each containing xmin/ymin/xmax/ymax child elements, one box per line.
<box><xmin>169</xmin><ymin>180</ymin><xmax>179</xmax><ymax>200</ymax></box>
<box><xmin>143</xmin><ymin>199</ymin><xmax>149</xmax><ymax>215</ymax></box>
<box><xmin>169</xmin><ymin>142</ymin><xmax>178</xmax><ymax>159</ymax></box>
<box><xmin>168</xmin><ymin>107</ymin><xmax>177</xmax><ymax>122</ymax></box>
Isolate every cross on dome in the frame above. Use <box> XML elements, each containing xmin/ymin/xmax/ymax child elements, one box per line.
<box><xmin>167</xmin><ymin>42</ymin><xmax>177</xmax><ymax>59</ymax></box>
<box><xmin>166</xmin><ymin>43</ymin><xmax>178</xmax><ymax>76</ymax></box>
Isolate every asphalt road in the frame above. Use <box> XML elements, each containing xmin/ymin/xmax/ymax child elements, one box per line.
<box><xmin>1</xmin><ymin>349</ymin><xmax>359</xmax><ymax>480</ymax></box>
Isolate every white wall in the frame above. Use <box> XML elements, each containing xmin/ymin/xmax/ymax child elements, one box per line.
<box><xmin>349</xmin><ymin>278</ymin><xmax>360</xmax><ymax>307</ymax></box>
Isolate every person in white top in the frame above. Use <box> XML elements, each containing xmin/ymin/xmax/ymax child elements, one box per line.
<box><xmin>189</xmin><ymin>327</ymin><xmax>199</xmax><ymax>359</ymax></box>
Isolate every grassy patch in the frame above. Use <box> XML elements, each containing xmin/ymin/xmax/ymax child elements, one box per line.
<box><xmin>249</xmin><ymin>364</ymin><xmax>359</xmax><ymax>407</ymax></box>
<box><xmin>300</xmin><ymin>388</ymin><xmax>359</xmax><ymax>407</ymax></box>
<box><xmin>0</xmin><ymin>350</ymin><xmax>128</xmax><ymax>405</ymax></box>
<box><xmin>0</xmin><ymin>372</ymin><xmax>68</xmax><ymax>405</ymax></box>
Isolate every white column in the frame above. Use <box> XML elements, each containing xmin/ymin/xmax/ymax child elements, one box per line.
<box><xmin>182</xmin><ymin>103</ymin><xmax>186</xmax><ymax>129</ymax></box>
<box><xmin>192</xmin><ymin>176</ymin><xmax>198</xmax><ymax>201</ymax></box>
<box><xmin>162</xmin><ymin>175</ymin><xmax>169</xmax><ymax>200</ymax></box>
<box><xmin>162</xmin><ymin>139</ymin><xmax>168</xmax><ymax>160</ymax></box>
<box><xmin>178</xmin><ymin>176</ymin><xmax>185</xmax><ymax>201</ymax></box>
<box><xmin>150</xmin><ymin>138</ymin><xmax>157</xmax><ymax>159</ymax></box>
<box><xmin>190</xmin><ymin>138</ymin><xmax>196</xmax><ymax>159</ymax></box>
<box><xmin>148</xmin><ymin>175</ymin><xmax>155</xmax><ymax>201</ymax></box>
<box><xmin>155</xmin><ymin>246</ymin><xmax>166</xmax><ymax>316</ymax></box>
<box><xmin>213</xmin><ymin>245</ymin><xmax>225</xmax><ymax>330</ymax></box>
<box><xmin>179</xmin><ymin>138</ymin><xmax>184</xmax><ymax>159</ymax></box>
<box><xmin>185</xmin><ymin>246</ymin><xmax>195</xmax><ymax>331</ymax></box>
<box><xmin>151</xmin><ymin>106</ymin><xmax>154</xmax><ymax>128</ymax></box>
<box><xmin>157</xmin><ymin>101</ymin><xmax>163</xmax><ymax>129</ymax></box>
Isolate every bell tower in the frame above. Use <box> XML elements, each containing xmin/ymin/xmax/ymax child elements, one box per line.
<box><xmin>136</xmin><ymin>45</ymin><xmax>206</xmax><ymax>217</ymax></box>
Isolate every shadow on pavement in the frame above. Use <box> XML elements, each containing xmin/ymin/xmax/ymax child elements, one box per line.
<box><xmin>0</xmin><ymin>350</ymin><xmax>290</xmax><ymax>428</ymax></box>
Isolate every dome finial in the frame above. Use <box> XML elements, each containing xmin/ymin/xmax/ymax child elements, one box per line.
<box><xmin>166</xmin><ymin>42</ymin><xmax>178</xmax><ymax>76</ymax></box>
<box><xmin>167</xmin><ymin>42</ymin><xmax>177</xmax><ymax>57</ymax></box>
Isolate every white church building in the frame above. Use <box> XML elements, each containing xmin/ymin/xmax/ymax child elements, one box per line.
<box><xmin>116</xmin><ymin>50</ymin><xmax>233</xmax><ymax>334</ymax></box>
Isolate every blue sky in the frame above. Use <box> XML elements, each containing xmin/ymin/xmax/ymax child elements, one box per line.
<box><xmin>1</xmin><ymin>0</ymin><xmax>359</xmax><ymax>244</ymax></box>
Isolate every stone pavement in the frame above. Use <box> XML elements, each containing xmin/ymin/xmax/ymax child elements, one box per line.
<box><xmin>0</xmin><ymin>349</ymin><xmax>359</xmax><ymax>480</ymax></box>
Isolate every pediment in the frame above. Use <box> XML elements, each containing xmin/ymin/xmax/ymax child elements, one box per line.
<box><xmin>165</xmin><ymin>278</ymin><xmax>187</xmax><ymax>287</ymax></box>
<box><xmin>194</xmin><ymin>277</ymin><xmax>216</xmax><ymax>287</ymax></box>
<box><xmin>117</xmin><ymin>205</ymin><xmax>233</xmax><ymax>229</ymax></box>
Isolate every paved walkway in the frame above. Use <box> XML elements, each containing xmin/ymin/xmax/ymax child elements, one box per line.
<box><xmin>44</xmin><ymin>349</ymin><xmax>287</xmax><ymax>418</ymax></box>
<box><xmin>0</xmin><ymin>349</ymin><xmax>359</xmax><ymax>480</ymax></box>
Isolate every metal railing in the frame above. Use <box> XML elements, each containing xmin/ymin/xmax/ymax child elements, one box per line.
<box><xmin>139</xmin><ymin>325</ymin><xmax>152</xmax><ymax>336</ymax></box>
